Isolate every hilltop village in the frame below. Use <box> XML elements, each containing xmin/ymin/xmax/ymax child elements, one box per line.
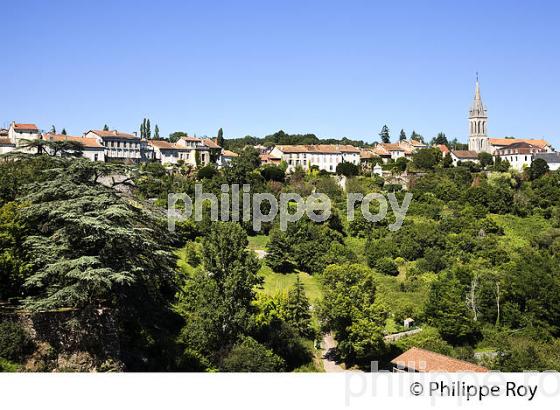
<box><xmin>1</xmin><ymin>80</ymin><xmax>558</xmax><ymax>175</ymax></box>
<box><xmin>1</xmin><ymin>80</ymin><xmax>560</xmax><ymax>374</ymax></box>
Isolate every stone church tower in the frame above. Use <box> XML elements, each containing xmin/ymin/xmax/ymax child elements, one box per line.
<box><xmin>468</xmin><ymin>76</ymin><xmax>489</xmax><ymax>153</ymax></box>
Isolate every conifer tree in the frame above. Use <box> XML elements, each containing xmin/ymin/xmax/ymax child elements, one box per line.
<box><xmin>103</xmin><ymin>124</ymin><xmax>109</xmax><ymax>131</ymax></box>
<box><xmin>285</xmin><ymin>276</ymin><xmax>312</xmax><ymax>337</ymax></box>
<box><xmin>379</xmin><ymin>125</ymin><xmax>390</xmax><ymax>143</ymax></box>
<box><xmin>140</xmin><ymin>119</ymin><xmax>146</xmax><ymax>139</ymax></box>
<box><xmin>146</xmin><ymin>119</ymin><xmax>151</xmax><ymax>139</ymax></box>
<box><xmin>61</xmin><ymin>128</ymin><xmax>67</xmax><ymax>135</ymax></box>
<box><xmin>399</xmin><ymin>129</ymin><xmax>406</xmax><ymax>141</ymax></box>
<box><xmin>217</xmin><ymin>128</ymin><xmax>224</xmax><ymax>147</ymax></box>
<box><xmin>154</xmin><ymin>124</ymin><xmax>160</xmax><ymax>140</ymax></box>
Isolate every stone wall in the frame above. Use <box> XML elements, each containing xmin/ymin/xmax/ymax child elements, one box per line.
<box><xmin>0</xmin><ymin>306</ymin><xmax>123</xmax><ymax>372</ymax></box>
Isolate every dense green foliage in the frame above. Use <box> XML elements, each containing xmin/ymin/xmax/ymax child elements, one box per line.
<box><xmin>0</xmin><ymin>322</ymin><xmax>33</xmax><ymax>362</ymax></box>
<box><xmin>2</xmin><ymin>140</ymin><xmax>560</xmax><ymax>372</ymax></box>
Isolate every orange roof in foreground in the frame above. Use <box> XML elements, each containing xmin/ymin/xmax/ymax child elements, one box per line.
<box><xmin>391</xmin><ymin>347</ymin><xmax>488</xmax><ymax>373</ymax></box>
<box><xmin>489</xmin><ymin>138</ymin><xmax>549</xmax><ymax>149</ymax></box>
<box><xmin>43</xmin><ymin>134</ymin><xmax>104</xmax><ymax>149</ymax></box>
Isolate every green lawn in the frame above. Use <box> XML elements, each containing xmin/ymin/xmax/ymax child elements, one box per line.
<box><xmin>344</xmin><ymin>235</ymin><xmax>367</xmax><ymax>264</ymax></box>
<box><xmin>489</xmin><ymin>213</ymin><xmax>549</xmax><ymax>250</ymax></box>
<box><xmin>258</xmin><ymin>265</ymin><xmax>322</xmax><ymax>304</ymax></box>
<box><xmin>247</xmin><ymin>234</ymin><xmax>270</xmax><ymax>251</ymax></box>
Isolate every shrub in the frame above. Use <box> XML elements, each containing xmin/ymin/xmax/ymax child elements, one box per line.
<box><xmin>221</xmin><ymin>337</ymin><xmax>285</xmax><ymax>372</ymax></box>
<box><xmin>0</xmin><ymin>322</ymin><xmax>33</xmax><ymax>362</ymax></box>
<box><xmin>197</xmin><ymin>164</ymin><xmax>218</xmax><ymax>180</ymax></box>
<box><xmin>260</xmin><ymin>165</ymin><xmax>285</xmax><ymax>182</ymax></box>
<box><xmin>376</xmin><ymin>257</ymin><xmax>399</xmax><ymax>276</ymax></box>
<box><xmin>336</xmin><ymin>162</ymin><xmax>359</xmax><ymax>177</ymax></box>
<box><xmin>185</xmin><ymin>241</ymin><xmax>203</xmax><ymax>267</ymax></box>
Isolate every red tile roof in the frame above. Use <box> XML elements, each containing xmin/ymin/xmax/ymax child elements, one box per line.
<box><xmin>436</xmin><ymin>144</ymin><xmax>450</xmax><ymax>154</ymax></box>
<box><xmin>360</xmin><ymin>149</ymin><xmax>378</xmax><ymax>159</ymax></box>
<box><xmin>410</xmin><ymin>139</ymin><xmax>427</xmax><ymax>147</ymax></box>
<box><xmin>43</xmin><ymin>133</ymin><xmax>103</xmax><ymax>149</ymax></box>
<box><xmin>495</xmin><ymin>142</ymin><xmax>546</xmax><ymax>155</ymax></box>
<box><xmin>202</xmin><ymin>138</ymin><xmax>221</xmax><ymax>149</ymax></box>
<box><xmin>181</xmin><ymin>136</ymin><xmax>202</xmax><ymax>142</ymax></box>
<box><xmin>222</xmin><ymin>149</ymin><xmax>238</xmax><ymax>157</ymax></box>
<box><xmin>148</xmin><ymin>140</ymin><xmax>194</xmax><ymax>150</ymax></box>
<box><xmin>14</xmin><ymin>123</ymin><xmax>38</xmax><ymax>131</ymax></box>
<box><xmin>88</xmin><ymin>130</ymin><xmax>138</xmax><ymax>140</ymax></box>
<box><xmin>451</xmin><ymin>150</ymin><xmax>479</xmax><ymax>159</ymax></box>
<box><xmin>148</xmin><ymin>140</ymin><xmax>177</xmax><ymax>150</ymax></box>
<box><xmin>275</xmin><ymin>144</ymin><xmax>360</xmax><ymax>154</ymax></box>
<box><xmin>489</xmin><ymin>138</ymin><xmax>550</xmax><ymax>149</ymax></box>
<box><xmin>391</xmin><ymin>348</ymin><xmax>488</xmax><ymax>373</ymax></box>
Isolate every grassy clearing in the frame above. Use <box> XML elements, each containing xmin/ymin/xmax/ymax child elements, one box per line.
<box><xmin>257</xmin><ymin>265</ymin><xmax>322</xmax><ymax>304</ymax></box>
<box><xmin>344</xmin><ymin>235</ymin><xmax>367</xmax><ymax>264</ymax></box>
<box><xmin>247</xmin><ymin>234</ymin><xmax>269</xmax><ymax>250</ymax></box>
<box><xmin>489</xmin><ymin>213</ymin><xmax>549</xmax><ymax>250</ymax></box>
<box><xmin>175</xmin><ymin>246</ymin><xmax>196</xmax><ymax>276</ymax></box>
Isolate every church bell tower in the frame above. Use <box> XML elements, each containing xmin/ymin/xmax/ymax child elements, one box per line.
<box><xmin>468</xmin><ymin>74</ymin><xmax>489</xmax><ymax>153</ymax></box>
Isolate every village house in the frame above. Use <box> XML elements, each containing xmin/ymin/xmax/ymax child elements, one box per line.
<box><xmin>259</xmin><ymin>153</ymin><xmax>281</xmax><ymax>165</ymax></box>
<box><xmin>534</xmin><ymin>152</ymin><xmax>560</xmax><ymax>171</ymax></box>
<box><xmin>366</xmin><ymin>140</ymin><xmax>428</xmax><ymax>164</ymax></box>
<box><xmin>43</xmin><ymin>133</ymin><xmax>105</xmax><ymax>161</ymax></box>
<box><xmin>391</xmin><ymin>347</ymin><xmax>488</xmax><ymax>373</ymax></box>
<box><xmin>148</xmin><ymin>136</ymin><xmax>224</xmax><ymax>167</ymax></box>
<box><xmin>495</xmin><ymin>141</ymin><xmax>547</xmax><ymax>171</ymax></box>
<box><xmin>84</xmin><ymin>129</ymin><xmax>148</xmax><ymax>163</ymax></box>
<box><xmin>219</xmin><ymin>149</ymin><xmax>238</xmax><ymax>166</ymax></box>
<box><xmin>450</xmin><ymin>150</ymin><xmax>479</xmax><ymax>165</ymax></box>
<box><xmin>5</xmin><ymin>122</ymin><xmax>41</xmax><ymax>154</ymax></box>
<box><xmin>269</xmin><ymin>144</ymin><xmax>360</xmax><ymax>172</ymax></box>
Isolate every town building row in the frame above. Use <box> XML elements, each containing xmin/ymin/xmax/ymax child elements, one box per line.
<box><xmin>0</xmin><ymin>122</ymin><xmax>239</xmax><ymax>167</ymax></box>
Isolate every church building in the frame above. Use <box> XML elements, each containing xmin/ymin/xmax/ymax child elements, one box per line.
<box><xmin>467</xmin><ymin>77</ymin><xmax>552</xmax><ymax>155</ymax></box>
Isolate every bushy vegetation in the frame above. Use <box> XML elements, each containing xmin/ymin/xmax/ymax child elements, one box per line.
<box><xmin>2</xmin><ymin>144</ymin><xmax>560</xmax><ymax>372</ymax></box>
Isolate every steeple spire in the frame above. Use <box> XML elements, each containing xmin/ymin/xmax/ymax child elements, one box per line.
<box><xmin>470</xmin><ymin>74</ymin><xmax>486</xmax><ymax>117</ymax></box>
<box><xmin>468</xmin><ymin>74</ymin><xmax>489</xmax><ymax>153</ymax></box>
<box><xmin>475</xmin><ymin>72</ymin><xmax>480</xmax><ymax>100</ymax></box>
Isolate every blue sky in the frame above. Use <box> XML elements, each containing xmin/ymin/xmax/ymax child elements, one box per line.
<box><xmin>1</xmin><ymin>0</ymin><xmax>559</xmax><ymax>145</ymax></box>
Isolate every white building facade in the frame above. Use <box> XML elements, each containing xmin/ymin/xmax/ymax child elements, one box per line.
<box><xmin>269</xmin><ymin>144</ymin><xmax>360</xmax><ymax>172</ymax></box>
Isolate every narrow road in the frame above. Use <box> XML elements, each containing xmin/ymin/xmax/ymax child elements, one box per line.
<box><xmin>321</xmin><ymin>333</ymin><xmax>346</xmax><ymax>372</ymax></box>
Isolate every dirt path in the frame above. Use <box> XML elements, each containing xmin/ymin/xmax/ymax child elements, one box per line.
<box><xmin>321</xmin><ymin>333</ymin><xmax>346</xmax><ymax>372</ymax></box>
<box><xmin>253</xmin><ymin>249</ymin><xmax>268</xmax><ymax>259</ymax></box>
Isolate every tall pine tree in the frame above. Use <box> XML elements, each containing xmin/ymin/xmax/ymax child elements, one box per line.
<box><xmin>399</xmin><ymin>129</ymin><xmax>406</xmax><ymax>141</ymax></box>
<box><xmin>217</xmin><ymin>128</ymin><xmax>224</xmax><ymax>147</ymax></box>
<box><xmin>285</xmin><ymin>276</ymin><xmax>312</xmax><ymax>337</ymax></box>
<box><xmin>379</xmin><ymin>125</ymin><xmax>390</xmax><ymax>143</ymax></box>
<box><xmin>154</xmin><ymin>124</ymin><xmax>160</xmax><ymax>140</ymax></box>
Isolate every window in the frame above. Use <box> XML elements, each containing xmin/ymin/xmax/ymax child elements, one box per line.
<box><xmin>94</xmin><ymin>154</ymin><xmax>98</xmax><ymax>161</ymax></box>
